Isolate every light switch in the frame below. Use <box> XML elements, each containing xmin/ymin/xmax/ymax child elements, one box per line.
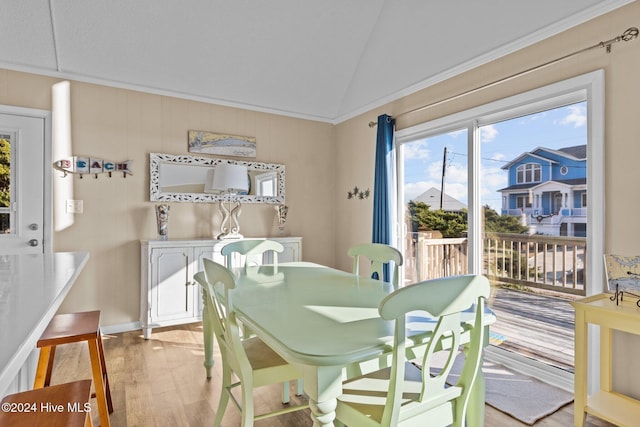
<box><xmin>66</xmin><ymin>200</ymin><xmax>83</xmax><ymax>214</ymax></box>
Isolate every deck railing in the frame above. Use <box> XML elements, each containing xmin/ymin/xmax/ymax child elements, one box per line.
<box><xmin>410</xmin><ymin>232</ymin><xmax>586</xmax><ymax>296</ymax></box>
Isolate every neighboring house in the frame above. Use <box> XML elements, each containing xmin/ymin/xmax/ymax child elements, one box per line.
<box><xmin>413</xmin><ymin>187</ymin><xmax>467</xmax><ymax>213</ymax></box>
<box><xmin>499</xmin><ymin>145</ymin><xmax>586</xmax><ymax>237</ymax></box>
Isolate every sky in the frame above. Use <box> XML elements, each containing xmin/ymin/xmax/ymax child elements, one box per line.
<box><xmin>402</xmin><ymin>101</ymin><xmax>587</xmax><ymax>212</ymax></box>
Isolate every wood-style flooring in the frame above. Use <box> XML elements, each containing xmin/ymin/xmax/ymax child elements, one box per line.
<box><xmin>49</xmin><ymin>322</ymin><xmax>614</xmax><ymax>427</ymax></box>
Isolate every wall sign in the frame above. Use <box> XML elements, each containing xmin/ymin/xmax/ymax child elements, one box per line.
<box><xmin>55</xmin><ymin>156</ymin><xmax>133</xmax><ymax>178</ymax></box>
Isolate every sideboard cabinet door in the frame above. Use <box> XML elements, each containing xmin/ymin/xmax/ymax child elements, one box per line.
<box><xmin>140</xmin><ymin>237</ymin><xmax>302</xmax><ymax>339</ymax></box>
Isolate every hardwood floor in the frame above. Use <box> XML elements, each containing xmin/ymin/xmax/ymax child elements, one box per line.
<box><xmin>50</xmin><ymin>323</ymin><xmax>614</xmax><ymax>427</ymax></box>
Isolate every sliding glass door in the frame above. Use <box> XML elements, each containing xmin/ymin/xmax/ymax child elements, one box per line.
<box><xmin>395</xmin><ymin>71</ymin><xmax>604</xmax><ymax>384</ymax></box>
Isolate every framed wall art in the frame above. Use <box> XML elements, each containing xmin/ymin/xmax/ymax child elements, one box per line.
<box><xmin>188</xmin><ymin>130</ymin><xmax>256</xmax><ymax>158</ymax></box>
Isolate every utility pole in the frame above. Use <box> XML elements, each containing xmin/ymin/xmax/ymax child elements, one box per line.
<box><xmin>440</xmin><ymin>146</ymin><xmax>447</xmax><ymax>210</ymax></box>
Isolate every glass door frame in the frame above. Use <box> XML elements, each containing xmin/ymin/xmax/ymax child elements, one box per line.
<box><xmin>394</xmin><ymin>70</ymin><xmax>605</xmax><ymax>391</ymax></box>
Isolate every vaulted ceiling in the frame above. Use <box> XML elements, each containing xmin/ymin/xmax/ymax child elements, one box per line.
<box><xmin>0</xmin><ymin>1</ymin><xmax>633</xmax><ymax>123</ymax></box>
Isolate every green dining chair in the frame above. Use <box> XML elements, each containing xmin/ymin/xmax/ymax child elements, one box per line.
<box><xmin>220</xmin><ymin>239</ymin><xmax>303</xmax><ymax>400</ymax></box>
<box><xmin>348</xmin><ymin>243</ymin><xmax>403</xmax><ymax>288</ymax></box>
<box><xmin>335</xmin><ymin>274</ymin><xmax>490</xmax><ymax>427</ymax></box>
<box><xmin>221</xmin><ymin>239</ymin><xmax>284</xmax><ymax>269</ymax></box>
<box><xmin>199</xmin><ymin>258</ymin><xmax>308</xmax><ymax>427</ymax></box>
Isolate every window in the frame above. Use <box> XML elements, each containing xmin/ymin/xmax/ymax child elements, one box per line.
<box><xmin>395</xmin><ymin>71</ymin><xmax>604</xmax><ymax>385</ymax></box>
<box><xmin>516</xmin><ymin>163</ymin><xmax>541</xmax><ymax>184</ymax></box>
<box><xmin>516</xmin><ymin>195</ymin><xmax>532</xmax><ymax>209</ymax></box>
<box><xmin>0</xmin><ymin>133</ymin><xmax>13</xmax><ymax>234</ymax></box>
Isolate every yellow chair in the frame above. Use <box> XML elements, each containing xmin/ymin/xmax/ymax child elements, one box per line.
<box><xmin>348</xmin><ymin>243</ymin><xmax>403</xmax><ymax>288</ymax></box>
<box><xmin>196</xmin><ymin>259</ymin><xmax>308</xmax><ymax>426</ymax></box>
<box><xmin>335</xmin><ymin>274</ymin><xmax>490</xmax><ymax>427</ymax></box>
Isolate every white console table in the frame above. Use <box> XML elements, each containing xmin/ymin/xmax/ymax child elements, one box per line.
<box><xmin>0</xmin><ymin>252</ymin><xmax>89</xmax><ymax>399</ymax></box>
<box><xmin>140</xmin><ymin>237</ymin><xmax>302</xmax><ymax>339</ymax></box>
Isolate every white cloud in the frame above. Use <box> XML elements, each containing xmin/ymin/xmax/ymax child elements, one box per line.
<box><xmin>403</xmin><ymin>140</ymin><xmax>431</xmax><ymax>160</ymax></box>
<box><xmin>480</xmin><ymin>124</ymin><xmax>498</xmax><ymax>142</ymax></box>
<box><xmin>561</xmin><ymin>104</ymin><xmax>586</xmax><ymax>128</ymax></box>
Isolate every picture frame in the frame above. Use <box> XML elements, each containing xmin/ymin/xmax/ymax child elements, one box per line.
<box><xmin>188</xmin><ymin>130</ymin><xmax>256</xmax><ymax>158</ymax></box>
<box><xmin>603</xmin><ymin>254</ymin><xmax>640</xmax><ymax>294</ymax></box>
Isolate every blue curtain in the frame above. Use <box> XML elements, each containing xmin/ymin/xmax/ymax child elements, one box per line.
<box><xmin>372</xmin><ymin>114</ymin><xmax>395</xmax><ymax>281</ymax></box>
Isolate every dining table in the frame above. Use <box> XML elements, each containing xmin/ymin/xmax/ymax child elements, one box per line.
<box><xmin>199</xmin><ymin>261</ymin><xmax>495</xmax><ymax>427</ymax></box>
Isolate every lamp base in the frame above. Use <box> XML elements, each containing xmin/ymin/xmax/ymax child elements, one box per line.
<box><xmin>216</xmin><ymin>231</ymin><xmax>244</xmax><ymax>240</ymax></box>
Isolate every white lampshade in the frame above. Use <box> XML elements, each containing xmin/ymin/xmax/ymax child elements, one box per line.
<box><xmin>210</xmin><ymin>163</ymin><xmax>249</xmax><ymax>194</ymax></box>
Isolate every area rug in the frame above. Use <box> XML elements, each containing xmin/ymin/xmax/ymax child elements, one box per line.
<box><xmin>429</xmin><ymin>354</ymin><xmax>573</xmax><ymax>425</ymax></box>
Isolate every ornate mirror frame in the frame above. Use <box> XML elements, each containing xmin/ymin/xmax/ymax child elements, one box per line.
<box><xmin>149</xmin><ymin>152</ymin><xmax>285</xmax><ymax>204</ymax></box>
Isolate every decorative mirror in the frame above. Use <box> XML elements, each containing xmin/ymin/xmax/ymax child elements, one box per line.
<box><xmin>149</xmin><ymin>153</ymin><xmax>285</xmax><ymax>204</ymax></box>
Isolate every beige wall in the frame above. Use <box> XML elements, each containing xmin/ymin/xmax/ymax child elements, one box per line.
<box><xmin>0</xmin><ymin>71</ymin><xmax>336</xmax><ymax>327</ymax></box>
<box><xmin>334</xmin><ymin>1</ymin><xmax>640</xmax><ymax>396</ymax></box>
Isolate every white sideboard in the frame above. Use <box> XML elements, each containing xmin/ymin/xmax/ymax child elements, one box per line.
<box><xmin>140</xmin><ymin>237</ymin><xmax>302</xmax><ymax>339</ymax></box>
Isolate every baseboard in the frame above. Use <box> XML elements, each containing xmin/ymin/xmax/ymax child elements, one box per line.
<box><xmin>101</xmin><ymin>321</ymin><xmax>141</xmax><ymax>336</ymax></box>
<box><xmin>484</xmin><ymin>346</ymin><xmax>574</xmax><ymax>393</ymax></box>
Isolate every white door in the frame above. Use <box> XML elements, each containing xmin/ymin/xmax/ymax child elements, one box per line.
<box><xmin>0</xmin><ymin>113</ymin><xmax>45</xmax><ymax>254</ymax></box>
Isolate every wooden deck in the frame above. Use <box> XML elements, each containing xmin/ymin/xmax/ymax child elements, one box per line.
<box><xmin>488</xmin><ymin>285</ymin><xmax>576</xmax><ymax>372</ymax></box>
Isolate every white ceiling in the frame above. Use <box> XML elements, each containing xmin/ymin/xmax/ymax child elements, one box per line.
<box><xmin>0</xmin><ymin>0</ymin><xmax>633</xmax><ymax>123</ymax></box>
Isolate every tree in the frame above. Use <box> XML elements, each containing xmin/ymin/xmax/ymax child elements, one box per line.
<box><xmin>483</xmin><ymin>204</ymin><xmax>529</xmax><ymax>234</ymax></box>
<box><xmin>408</xmin><ymin>201</ymin><xmax>528</xmax><ymax>237</ymax></box>
<box><xmin>408</xmin><ymin>201</ymin><xmax>467</xmax><ymax>238</ymax></box>
<box><xmin>0</xmin><ymin>138</ymin><xmax>10</xmax><ymax>208</ymax></box>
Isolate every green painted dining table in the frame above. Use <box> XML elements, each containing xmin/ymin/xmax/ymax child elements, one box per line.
<box><xmin>198</xmin><ymin>261</ymin><xmax>495</xmax><ymax>427</ymax></box>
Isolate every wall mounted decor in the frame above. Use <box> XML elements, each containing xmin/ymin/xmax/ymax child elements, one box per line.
<box><xmin>55</xmin><ymin>157</ymin><xmax>133</xmax><ymax>178</ymax></box>
<box><xmin>188</xmin><ymin>130</ymin><xmax>256</xmax><ymax>158</ymax></box>
<box><xmin>149</xmin><ymin>153</ymin><xmax>284</xmax><ymax>204</ymax></box>
<box><xmin>347</xmin><ymin>186</ymin><xmax>370</xmax><ymax>200</ymax></box>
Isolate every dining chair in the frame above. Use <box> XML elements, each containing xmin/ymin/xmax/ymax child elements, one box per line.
<box><xmin>221</xmin><ymin>239</ymin><xmax>284</xmax><ymax>269</ymax></box>
<box><xmin>348</xmin><ymin>243</ymin><xmax>403</xmax><ymax>288</ymax></box>
<box><xmin>198</xmin><ymin>258</ymin><xmax>308</xmax><ymax>427</ymax></box>
<box><xmin>220</xmin><ymin>239</ymin><xmax>303</xmax><ymax>400</ymax></box>
<box><xmin>334</xmin><ymin>274</ymin><xmax>490</xmax><ymax>427</ymax></box>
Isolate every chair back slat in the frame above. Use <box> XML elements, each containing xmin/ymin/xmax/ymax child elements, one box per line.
<box><xmin>221</xmin><ymin>239</ymin><xmax>284</xmax><ymax>269</ymax></box>
<box><xmin>348</xmin><ymin>243</ymin><xmax>403</xmax><ymax>288</ymax></box>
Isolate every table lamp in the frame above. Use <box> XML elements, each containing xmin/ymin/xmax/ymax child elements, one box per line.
<box><xmin>210</xmin><ymin>162</ymin><xmax>249</xmax><ymax>239</ymax></box>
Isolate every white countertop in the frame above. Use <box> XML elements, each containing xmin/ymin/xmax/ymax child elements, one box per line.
<box><xmin>0</xmin><ymin>251</ymin><xmax>89</xmax><ymax>397</ymax></box>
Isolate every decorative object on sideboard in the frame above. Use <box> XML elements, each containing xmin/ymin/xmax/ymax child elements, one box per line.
<box><xmin>347</xmin><ymin>186</ymin><xmax>370</xmax><ymax>200</ymax></box>
<box><xmin>188</xmin><ymin>130</ymin><xmax>256</xmax><ymax>158</ymax></box>
<box><xmin>210</xmin><ymin>162</ymin><xmax>249</xmax><ymax>239</ymax></box>
<box><xmin>155</xmin><ymin>204</ymin><xmax>170</xmax><ymax>240</ymax></box>
<box><xmin>274</xmin><ymin>205</ymin><xmax>288</xmax><ymax>236</ymax></box>
<box><xmin>604</xmin><ymin>254</ymin><xmax>640</xmax><ymax>307</ymax></box>
<box><xmin>54</xmin><ymin>157</ymin><xmax>133</xmax><ymax>178</ymax></box>
<box><xmin>149</xmin><ymin>153</ymin><xmax>285</xmax><ymax>204</ymax></box>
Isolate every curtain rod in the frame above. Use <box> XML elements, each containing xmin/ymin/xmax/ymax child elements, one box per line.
<box><xmin>368</xmin><ymin>26</ymin><xmax>639</xmax><ymax>128</ymax></box>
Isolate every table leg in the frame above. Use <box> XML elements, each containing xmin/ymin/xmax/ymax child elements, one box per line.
<box><xmin>574</xmin><ymin>308</ymin><xmax>587</xmax><ymax>427</ymax></box>
<box><xmin>303</xmin><ymin>365</ymin><xmax>342</xmax><ymax>427</ymax></box>
<box><xmin>202</xmin><ymin>288</ymin><xmax>215</xmax><ymax>379</ymax></box>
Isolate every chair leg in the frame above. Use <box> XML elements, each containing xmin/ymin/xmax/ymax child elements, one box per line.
<box><xmin>213</xmin><ymin>364</ymin><xmax>232</xmax><ymax>427</ymax></box>
<box><xmin>281</xmin><ymin>382</ymin><xmax>290</xmax><ymax>404</ymax></box>
<box><xmin>96</xmin><ymin>330</ymin><xmax>113</xmax><ymax>412</ymax></box>
<box><xmin>296</xmin><ymin>379</ymin><xmax>303</xmax><ymax>396</ymax></box>
<box><xmin>33</xmin><ymin>346</ymin><xmax>53</xmax><ymax>388</ymax></box>
<box><xmin>241</xmin><ymin>380</ymin><xmax>254</xmax><ymax>427</ymax></box>
<box><xmin>87</xmin><ymin>338</ymin><xmax>111</xmax><ymax>427</ymax></box>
